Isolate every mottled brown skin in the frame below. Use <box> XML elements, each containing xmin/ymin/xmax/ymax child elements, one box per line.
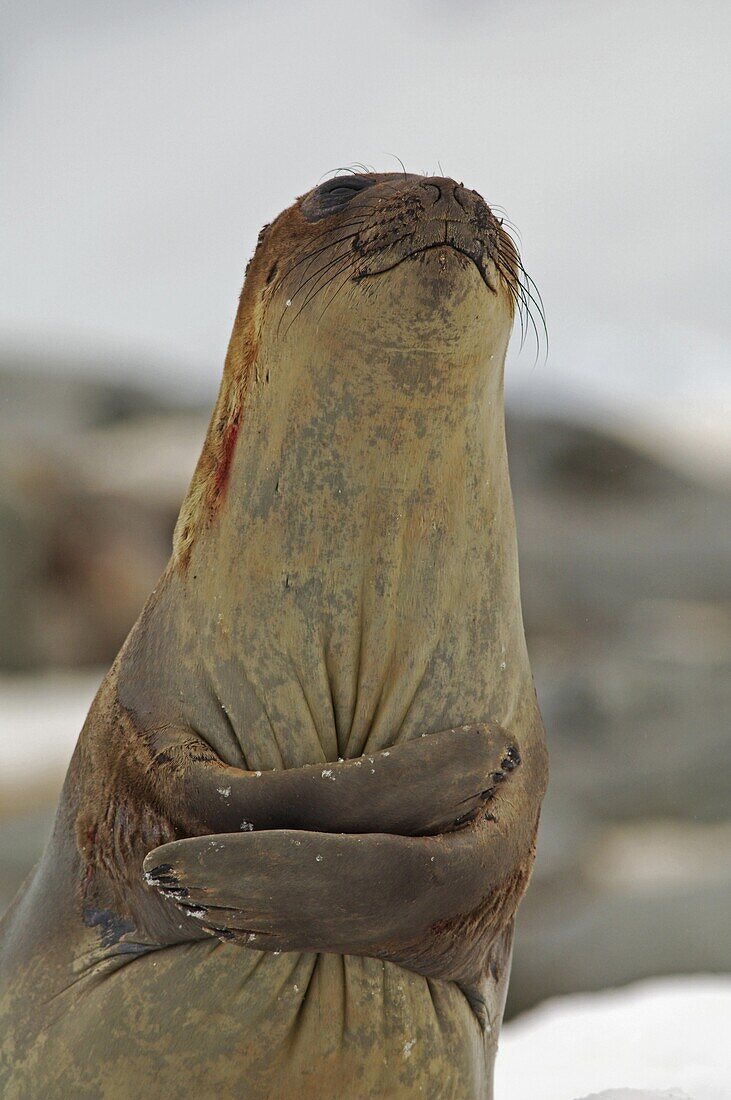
<box><xmin>0</xmin><ymin>172</ymin><xmax>548</xmax><ymax>1098</ymax></box>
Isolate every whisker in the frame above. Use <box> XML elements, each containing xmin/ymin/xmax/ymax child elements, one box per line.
<box><xmin>270</xmin><ymin>205</ymin><xmax>385</xmax><ymax>292</ymax></box>
<box><xmin>495</xmin><ymin>243</ymin><xmax>546</xmax><ymax>363</ymax></box>
<box><xmin>520</xmin><ymin>268</ymin><xmax>548</xmax><ymax>333</ymax></box>
<box><xmin>281</xmin><ymin>255</ymin><xmax>354</xmax><ymax>337</ymax></box>
<box><xmin>317</xmin><ymin>261</ymin><xmax>357</xmax><ymax>322</ymax></box>
<box><xmin>488</xmin><ymin>205</ymin><xmax>523</xmax><ymax>243</ymax></box>
<box><xmin>271</xmin><ymin>194</ymin><xmax>397</xmax><ymax>296</ymax></box>
<box><xmin>494</xmin><ymin>255</ymin><xmax>524</xmax><ymax>328</ymax></box>
<box><xmin>518</xmin><ymin>281</ymin><xmax>548</xmax><ymax>354</ymax></box>
<box><xmin>276</xmin><ymin>251</ymin><xmax>353</xmax><ymax>335</ymax></box>
<box><xmin>386</xmin><ymin>153</ymin><xmax>409</xmax><ymax>179</ymax></box>
<box><xmin>273</xmin><ymin>228</ymin><xmax>364</xmax><ymax>293</ymax></box>
<box><xmin>509</xmin><ymin>256</ymin><xmax>548</xmax><ymax>356</ymax></box>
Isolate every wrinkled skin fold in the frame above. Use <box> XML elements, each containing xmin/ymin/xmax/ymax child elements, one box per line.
<box><xmin>0</xmin><ymin>172</ymin><xmax>547</xmax><ymax>1099</ymax></box>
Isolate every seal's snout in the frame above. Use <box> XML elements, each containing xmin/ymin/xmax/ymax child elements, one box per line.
<box><xmin>417</xmin><ymin>176</ymin><xmax>482</xmax><ymax>223</ymax></box>
<box><xmin>411</xmin><ymin>176</ymin><xmax>495</xmax><ymax>275</ymax></box>
<box><xmin>353</xmin><ymin>173</ymin><xmax>503</xmax><ymax>293</ymax></box>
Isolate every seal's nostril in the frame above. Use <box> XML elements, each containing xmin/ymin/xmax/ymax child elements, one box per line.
<box><xmin>453</xmin><ymin>185</ymin><xmax>469</xmax><ymax>212</ymax></box>
<box><xmin>422</xmin><ymin>181</ymin><xmax>443</xmax><ymax>204</ymax></box>
<box><xmin>420</xmin><ymin>177</ymin><xmax>476</xmax><ymax>220</ymax></box>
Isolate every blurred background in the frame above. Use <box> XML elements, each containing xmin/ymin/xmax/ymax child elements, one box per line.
<box><xmin>1</xmin><ymin>0</ymin><xmax>729</xmax><ymax>1051</ymax></box>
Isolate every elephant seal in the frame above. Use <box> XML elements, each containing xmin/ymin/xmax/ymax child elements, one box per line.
<box><xmin>0</xmin><ymin>172</ymin><xmax>548</xmax><ymax>1098</ymax></box>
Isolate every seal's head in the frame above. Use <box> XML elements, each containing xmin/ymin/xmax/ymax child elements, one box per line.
<box><xmin>241</xmin><ymin>172</ymin><xmax>524</xmax><ymax>357</ymax></box>
<box><xmin>175</xmin><ymin>172</ymin><xmax>535</xmax><ymax>562</ymax></box>
<box><xmin>299</xmin><ymin>172</ymin><xmax>511</xmax><ymax>290</ymax></box>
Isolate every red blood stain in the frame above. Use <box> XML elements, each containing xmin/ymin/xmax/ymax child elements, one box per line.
<box><xmin>212</xmin><ymin>408</ymin><xmax>241</xmax><ymax>501</ymax></box>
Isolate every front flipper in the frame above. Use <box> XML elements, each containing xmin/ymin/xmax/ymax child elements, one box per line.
<box><xmin>143</xmin><ymin>743</ymin><xmax>537</xmax><ymax>989</ymax></box>
<box><xmin>156</xmin><ymin>722</ymin><xmax>518</xmax><ymax>839</ymax></box>
<box><xmin>144</xmin><ymin>825</ymin><xmax>491</xmax><ymax>951</ymax></box>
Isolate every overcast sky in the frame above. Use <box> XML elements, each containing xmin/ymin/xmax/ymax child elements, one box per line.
<box><xmin>2</xmin><ymin>0</ymin><xmax>729</xmax><ymax>460</ymax></box>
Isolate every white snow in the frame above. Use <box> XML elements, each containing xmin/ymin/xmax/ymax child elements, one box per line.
<box><xmin>498</xmin><ymin>977</ymin><xmax>731</xmax><ymax>1100</ymax></box>
<box><xmin>0</xmin><ymin>669</ymin><xmax>101</xmax><ymax>789</ymax></box>
<box><xmin>578</xmin><ymin>1092</ymin><xmax>690</xmax><ymax>1100</ymax></box>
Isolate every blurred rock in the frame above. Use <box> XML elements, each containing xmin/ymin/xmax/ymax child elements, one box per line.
<box><xmin>504</xmin><ymin>414</ymin><xmax>731</xmax><ymax>1013</ymax></box>
<box><xmin>0</xmin><ymin>362</ymin><xmax>206</xmax><ymax>668</ymax></box>
<box><xmin>0</xmin><ymin>354</ymin><xmax>175</xmax><ymax>440</ymax></box>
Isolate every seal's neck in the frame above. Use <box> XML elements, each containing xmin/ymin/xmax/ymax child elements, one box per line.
<box><xmin>216</xmin><ymin>336</ymin><xmax>511</xmax><ymax>596</ymax></box>
<box><xmin>184</xmin><ymin>334</ymin><xmax>530</xmax><ymax>763</ymax></box>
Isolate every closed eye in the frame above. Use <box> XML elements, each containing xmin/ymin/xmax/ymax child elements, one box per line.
<box><xmin>327</xmin><ymin>184</ymin><xmax>363</xmax><ymax>197</ymax></box>
<box><xmin>321</xmin><ymin>176</ymin><xmax>374</xmax><ymax>198</ymax></box>
<box><xmin>301</xmin><ymin>174</ymin><xmax>376</xmax><ymax>221</ymax></box>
